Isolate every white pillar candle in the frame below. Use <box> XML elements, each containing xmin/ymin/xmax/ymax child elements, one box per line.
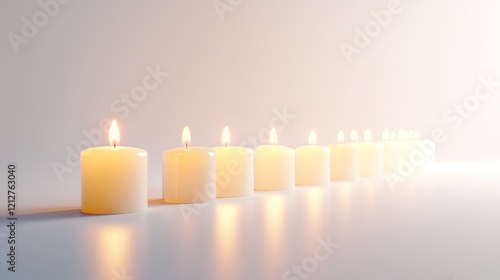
<box><xmin>400</xmin><ymin>130</ymin><xmax>436</xmax><ymax>172</ymax></box>
<box><xmin>415</xmin><ymin>131</ymin><xmax>436</xmax><ymax>169</ymax></box>
<box><xmin>213</xmin><ymin>126</ymin><xmax>254</xmax><ymax>197</ymax></box>
<box><xmin>352</xmin><ymin>129</ymin><xmax>384</xmax><ymax>178</ymax></box>
<box><xmin>295</xmin><ymin>130</ymin><xmax>330</xmax><ymax>186</ymax></box>
<box><xmin>380</xmin><ymin>129</ymin><xmax>402</xmax><ymax>174</ymax></box>
<box><xmin>397</xmin><ymin>129</ymin><xmax>418</xmax><ymax>161</ymax></box>
<box><xmin>163</xmin><ymin>126</ymin><xmax>216</xmax><ymax>204</ymax></box>
<box><xmin>255</xmin><ymin>128</ymin><xmax>295</xmax><ymax>190</ymax></box>
<box><xmin>81</xmin><ymin>120</ymin><xmax>148</xmax><ymax>214</ymax></box>
<box><xmin>328</xmin><ymin>130</ymin><xmax>359</xmax><ymax>181</ymax></box>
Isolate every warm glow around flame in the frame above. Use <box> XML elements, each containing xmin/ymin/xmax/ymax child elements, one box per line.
<box><xmin>308</xmin><ymin>129</ymin><xmax>317</xmax><ymax>145</ymax></box>
<box><xmin>109</xmin><ymin>119</ymin><xmax>120</xmax><ymax>147</ymax></box>
<box><xmin>338</xmin><ymin>130</ymin><xmax>345</xmax><ymax>143</ymax></box>
<box><xmin>364</xmin><ymin>129</ymin><xmax>372</xmax><ymax>142</ymax></box>
<box><xmin>182</xmin><ymin>126</ymin><xmax>191</xmax><ymax>148</ymax></box>
<box><xmin>222</xmin><ymin>126</ymin><xmax>230</xmax><ymax>147</ymax></box>
<box><xmin>270</xmin><ymin>128</ymin><xmax>278</xmax><ymax>145</ymax></box>
<box><xmin>350</xmin><ymin>129</ymin><xmax>358</xmax><ymax>142</ymax></box>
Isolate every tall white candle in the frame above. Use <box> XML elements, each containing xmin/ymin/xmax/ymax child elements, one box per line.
<box><xmin>213</xmin><ymin>126</ymin><xmax>254</xmax><ymax>197</ymax></box>
<box><xmin>81</xmin><ymin>120</ymin><xmax>148</xmax><ymax>214</ymax></box>
<box><xmin>295</xmin><ymin>130</ymin><xmax>330</xmax><ymax>186</ymax></box>
<box><xmin>328</xmin><ymin>130</ymin><xmax>359</xmax><ymax>181</ymax></box>
<box><xmin>255</xmin><ymin>128</ymin><xmax>295</xmax><ymax>191</ymax></box>
<box><xmin>163</xmin><ymin>126</ymin><xmax>216</xmax><ymax>204</ymax></box>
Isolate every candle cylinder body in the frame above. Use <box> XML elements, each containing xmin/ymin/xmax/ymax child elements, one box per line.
<box><xmin>419</xmin><ymin>139</ymin><xmax>436</xmax><ymax>168</ymax></box>
<box><xmin>81</xmin><ymin>147</ymin><xmax>148</xmax><ymax>214</ymax></box>
<box><xmin>329</xmin><ymin>144</ymin><xmax>359</xmax><ymax>181</ymax></box>
<box><xmin>255</xmin><ymin>145</ymin><xmax>295</xmax><ymax>190</ymax></box>
<box><xmin>357</xmin><ymin>142</ymin><xmax>384</xmax><ymax>177</ymax></box>
<box><xmin>399</xmin><ymin>140</ymin><xmax>419</xmax><ymax>162</ymax></box>
<box><xmin>213</xmin><ymin>146</ymin><xmax>254</xmax><ymax>197</ymax></box>
<box><xmin>381</xmin><ymin>141</ymin><xmax>402</xmax><ymax>174</ymax></box>
<box><xmin>295</xmin><ymin>145</ymin><xmax>330</xmax><ymax>185</ymax></box>
<box><xmin>400</xmin><ymin>139</ymin><xmax>436</xmax><ymax>172</ymax></box>
<box><xmin>163</xmin><ymin>147</ymin><xmax>216</xmax><ymax>203</ymax></box>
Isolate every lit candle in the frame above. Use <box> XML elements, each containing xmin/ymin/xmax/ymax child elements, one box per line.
<box><xmin>415</xmin><ymin>131</ymin><xmax>436</xmax><ymax>169</ymax></box>
<box><xmin>163</xmin><ymin>126</ymin><xmax>216</xmax><ymax>204</ymax></box>
<box><xmin>295</xmin><ymin>130</ymin><xmax>330</xmax><ymax>186</ymax></box>
<box><xmin>380</xmin><ymin>128</ymin><xmax>402</xmax><ymax>174</ymax></box>
<box><xmin>397</xmin><ymin>129</ymin><xmax>418</xmax><ymax>164</ymax></box>
<box><xmin>328</xmin><ymin>130</ymin><xmax>359</xmax><ymax>181</ymax></box>
<box><xmin>400</xmin><ymin>130</ymin><xmax>436</xmax><ymax>172</ymax></box>
<box><xmin>213</xmin><ymin>126</ymin><xmax>254</xmax><ymax>197</ymax></box>
<box><xmin>255</xmin><ymin>128</ymin><xmax>295</xmax><ymax>190</ymax></box>
<box><xmin>353</xmin><ymin>129</ymin><xmax>384</xmax><ymax>178</ymax></box>
<box><xmin>80</xmin><ymin>120</ymin><xmax>148</xmax><ymax>214</ymax></box>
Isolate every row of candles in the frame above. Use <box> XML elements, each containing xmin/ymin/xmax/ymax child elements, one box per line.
<box><xmin>80</xmin><ymin>120</ymin><xmax>435</xmax><ymax>215</ymax></box>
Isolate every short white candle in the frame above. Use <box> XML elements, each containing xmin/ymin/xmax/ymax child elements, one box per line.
<box><xmin>398</xmin><ymin>130</ymin><xmax>436</xmax><ymax>172</ymax></box>
<box><xmin>328</xmin><ymin>130</ymin><xmax>359</xmax><ymax>181</ymax></box>
<box><xmin>295</xmin><ymin>130</ymin><xmax>330</xmax><ymax>186</ymax></box>
<box><xmin>380</xmin><ymin>128</ymin><xmax>402</xmax><ymax>174</ymax></box>
<box><xmin>163</xmin><ymin>126</ymin><xmax>216</xmax><ymax>204</ymax></box>
<box><xmin>415</xmin><ymin>131</ymin><xmax>436</xmax><ymax>169</ymax></box>
<box><xmin>397</xmin><ymin>129</ymin><xmax>417</xmax><ymax>161</ymax></box>
<box><xmin>352</xmin><ymin>129</ymin><xmax>384</xmax><ymax>178</ymax></box>
<box><xmin>255</xmin><ymin>128</ymin><xmax>295</xmax><ymax>191</ymax></box>
<box><xmin>81</xmin><ymin>120</ymin><xmax>148</xmax><ymax>214</ymax></box>
<box><xmin>213</xmin><ymin>126</ymin><xmax>254</xmax><ymax>197</ymax></box>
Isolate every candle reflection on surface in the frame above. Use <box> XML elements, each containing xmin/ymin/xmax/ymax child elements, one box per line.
<box><xmin>261</xmin><ymin>193</ymin><xmax>288</xmax><ymax>277</ymax></box>
<box><xmin>335</xmin><ymin>182</ymin><xmax>356</xmax><ymax>223</ymax></box>
<box><xmin>264</xmin><ymin>194</ymin><xmax>286</xmax><ymax>247</ymax></box>
<box><xmin>215</xmin><ymin>202</ymin><xmax>241</xmax><ymax>280</ymax></box>
<box><xmin>299</xmin><ymin>187</ymin><xmax>327</xmax><ymax>247</ymax></box>
<box><xmin>88</xmin><ymin>224</ymin><xmax>134</xmax><ymax>280</ymax></box>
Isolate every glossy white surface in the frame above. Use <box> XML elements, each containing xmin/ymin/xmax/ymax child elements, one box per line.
<box><xmin>1</xmin><ymin>163</ymin><xmax>500</xmax><ymax>280</ymax></box>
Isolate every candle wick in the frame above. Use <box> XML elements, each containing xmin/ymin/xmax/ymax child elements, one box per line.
<box><xmin>185</xmin><ymin>143</ymin><xmax>188</xmax><ymax>150</ymax></box>
<box><xmin>113</xmin><ymin>143</ymin><xmax>116</xmax><ymax>149</ymax></box>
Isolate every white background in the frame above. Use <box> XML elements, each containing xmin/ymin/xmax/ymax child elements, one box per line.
<box><xmin>1</xmin><ymin>1</ymin><xmax>500</xmax><ymax>280</ymax></box>
<box><xmin>1</xmin><ymin>0</ymin><xmax>500</xmax><ymax>212</ymax></box>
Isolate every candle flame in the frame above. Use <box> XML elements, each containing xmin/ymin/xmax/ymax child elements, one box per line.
<box><xmin>270</xmin><ymin>128</ymin><xmax>278</xmax><ymax>145</ymax></box>
<box><xmin>382</xmin><ymin>129</ymin><xmax>389</xmax><ymax>141</ymax></box>
<box><xmin>222</xmin><ymin>126</ymin><xmax>230</xmax><ymax>147</ymax></box>
<box><xmin>338</xmin><ymin>130</ymin><xmax>345</xmax><ymax>144</ymax></box>
<box><xmin>109</xmin><ymin>119</ymin><xmax>120</xmax><ymax>148</ymax></box>
<box><xmin>350</xmin><ymin>129</ymin><xmax>358</xmax><ymax>142</ymax></box>
<box><xmin>364</xmin><ymin>129</ymin><xmax>372</xmax><ymax>142</ymax></box>
<box><xmin>308</xmin><ymin>129</ymin><xmax>317</xmax><ymax>145</ymax></box>
<box><xmin>182</xmin><ymin>126</ymin><xmax>191</xmax><ymax>149</ymax></box>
